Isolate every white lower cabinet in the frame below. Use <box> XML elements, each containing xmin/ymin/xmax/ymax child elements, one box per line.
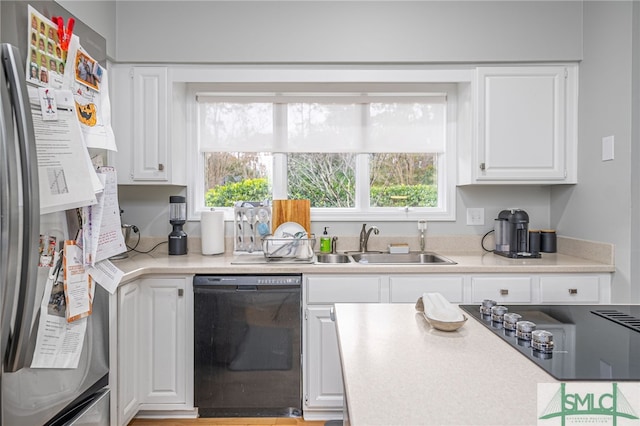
<box><xmin>539</xmin><ymin>274</ymin><xmax>603</xmax><ymax>303</ymax></box>
<box><xmin>470</xmin><ymin>276</ymin><xmax>533</xmax><ymax>303</ymax></box>
<box><xmin>303</xmin><ymin>275</ymin><xmax>383</xmax><ymax>420</ymax></box>
<box><xmin>389</xmin><ymin>275</ymin><xmax>464</xmax><ymax>303</ymax></box>
<box><xmin>138</xmin><ymin>276</ymin><xmax>192</xmax><ymax>408</ymax></box>
<box><xmin>116</xmin><ymin>275</ymin><xmax>194</xmax><ymax>425</ymax></box>
<box><xmin>117</xmin><ymin>282</ymin><xmax>140</xmax><ymax>426</ymax></box>
<box><xmin>305</xmin><ymin>306</ymin><xmax>344</xmax><ymax>411</ymax></box>
<box><xmin>302</xmin><ymin>271</ymin><xmax>611</xmax><ymax>420</ymax></box>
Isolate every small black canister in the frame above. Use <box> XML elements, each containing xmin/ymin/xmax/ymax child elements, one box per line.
<box><xmin>529</xmin><ymin>230</ymin><xmax>541</xmax><ymax>255</ymax></box>
<box><xmin>540</xmin><ymin>230</ymin><xmax>557</xmax><ymax>253</ymax></box>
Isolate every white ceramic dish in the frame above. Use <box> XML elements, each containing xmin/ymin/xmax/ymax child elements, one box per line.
<box><xmin>423</xmin><ymin>312</ymin><xmax>468</xmax><ymax>332</ymax></box>
<box><xmin>421</xmin><ymin>292</ymin><xmax>467</xmax><ymax>332</ymax></box>
<box><xmin>274</xmin><ymin>221</ymin><xmax>306</xmax><ymax>238</ymax></box>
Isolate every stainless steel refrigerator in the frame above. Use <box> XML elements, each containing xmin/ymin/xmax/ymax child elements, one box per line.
<box><xmin>0</xmin><ymin>2</ymin><xmax>110</xmax><ymax>425</ymax></box>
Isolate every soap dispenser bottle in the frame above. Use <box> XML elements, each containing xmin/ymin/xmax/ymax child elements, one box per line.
<box><xmin>320</xmin><ymin>227</ymin><xmax>331</xmax><ymax>253</ymax></box>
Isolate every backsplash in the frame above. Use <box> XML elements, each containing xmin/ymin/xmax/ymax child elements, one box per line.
<box><xmin>125</xmin><ymin>234</ymin><xmax>614</xmax><ymax>265</ymax></box>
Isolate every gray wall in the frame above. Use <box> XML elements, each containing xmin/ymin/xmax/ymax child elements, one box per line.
<box><xmin>551</xmin><ymin>1</ymin><xmax>637</xmax><ymax>302</ymax></box>
<box><xmin>632</xmin><ymin>2</ymin><xmax>640</xmax><ymax>303</ymax></box>
<box><xmin>56</xmin><ymin>0</ymin><xmax>116</xmax><ymax>60</ymax></box>
<box><xmin>113</xmin><ymin>1</ymin><xmax>582</xmax><ymax>63</ymax></box>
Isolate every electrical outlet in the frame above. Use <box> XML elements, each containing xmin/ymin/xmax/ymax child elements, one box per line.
<box><xmin>466</xmin><ymin>208</ymin><xmax>485</xmax><ymax>226</ymax></box>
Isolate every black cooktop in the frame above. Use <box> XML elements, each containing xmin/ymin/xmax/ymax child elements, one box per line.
<box><xmin>459</xmin><ymin>304</ymin><xmax>640</xmax><ymax>381</ymax></box>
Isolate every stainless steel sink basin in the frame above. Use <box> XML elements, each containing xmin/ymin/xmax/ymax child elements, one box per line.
<box><xmin>350</xmin><ymin>252</ymin><xmax>456</xmax><ymax>265</ymax></box>
<box><xmin>316</xmin><ymin>253</ymin><xmax>352</xmax><ymax>264</ymax></box>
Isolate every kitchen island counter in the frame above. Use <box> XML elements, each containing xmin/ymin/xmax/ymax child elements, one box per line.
<box><xmin>334</xmin><ymin>303</ymin><xmax>558</xmax><ymax>425</ymax></box>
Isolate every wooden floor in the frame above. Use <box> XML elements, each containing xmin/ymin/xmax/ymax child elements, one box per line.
<box><xmin>128</xmin><ymin>418</ymin><xmax>327</xmax><ymax>426</ymax></box>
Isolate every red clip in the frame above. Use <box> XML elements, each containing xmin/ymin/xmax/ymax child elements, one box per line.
<box><xmin>52</xmin><ymin>16</ymin><xmax>74</xmax><ymax>51</ymax></box>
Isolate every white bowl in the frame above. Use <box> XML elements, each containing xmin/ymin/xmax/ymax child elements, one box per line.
<box><xmin>423</xmin><ymin>313</ymin><xmax>468</xmax><ymax>332</ymax></box>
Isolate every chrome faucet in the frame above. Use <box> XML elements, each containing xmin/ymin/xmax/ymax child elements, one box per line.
<box><xmin>331</xmin><ymin>236</ymin><xmax>339</xmax><ymax>254</ymax></box>
<box><xmin>418</xmin><ymin>220</ymin><xmax>427</xmax><ymax>252</ymax></box>
<box><xmin>359</xmin><ymin>224</ymin><xmax>380</xmax><ymax>252</ymax></box>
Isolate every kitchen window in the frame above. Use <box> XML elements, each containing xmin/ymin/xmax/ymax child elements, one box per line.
<box><xmin>188</xmin><ymin>83</ymin><xmax>457</xmax><ymax>221</ymax></box>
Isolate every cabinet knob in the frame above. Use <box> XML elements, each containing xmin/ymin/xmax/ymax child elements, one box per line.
<box><xmin>480</xmin><ymin>162</ymin><xmax>486</xmax><ymax>171</ymax></box>
<box><xmin>330</xmin><ymin>306</ymin><xmax>336</xmax><ymax>322</ymax></box>
<box><xmin>158</xmin><ymin>163</ymin><xmax>165</xmax><ymax>171</ymax></box>
<box><xmin>500</xmin><ymin>289</ymin><xmax>509</xmax><ymax>296</ymax></box>
<box><xmin>568</xmin><ymin>288</ymin><xmax>578</xmax><ymax>295</ymax></box>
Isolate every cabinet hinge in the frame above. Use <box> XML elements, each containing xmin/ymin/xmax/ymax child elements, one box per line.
<box><xmin>129</xmin><ymin>68</ymin><xmax>134</xmax><ymax>79</ymax></box>
<box><xmin>304</xmin><ymin>308</ymin><xmax>308</xmax><ymax>320</ymax></box>
<box><xmin>564</xmin><ymin>68</ymin><xmax>568</xmax><ymax>79</ymax></box>
<box><xmin>479</xmin><ymin>162</ymin><xmax>486</xmax><ymax>171</ymax></box>
<box><xmin>178</xmin><ymin>288</ymin><xmax>184</xmax><ymax>297</ymax></box>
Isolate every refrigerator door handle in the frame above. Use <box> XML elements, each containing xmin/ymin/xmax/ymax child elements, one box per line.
<box><xmin>1</xmin><ymin>44</ymin><xmax>41</xmax><ymax>372</ymax></box>
<box><xmin>0</xmin><ymin>45</ymin><xmax>21</xmax><ymax>372</ymax></box>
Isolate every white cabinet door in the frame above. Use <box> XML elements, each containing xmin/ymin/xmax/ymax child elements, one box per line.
<box><xmin>117</xmin><ymin>281</ymin><xmax>140</xmax><ymax>426</ymax></box>
<box><xmin>132</xmin><ymin>67</ymin><xmax>169</xmax><ymax>181</ymax></box>
<box><xmin>306</xmin><ymin>275</ymin><xmax>383</xmax><ymax>304</ymax></box>
<box><xmin>473</xmin><ymin>66</ymin><xmax>575</xmax><ymax>183</ymax></box>
<box><xmin>138</xmin><ymin>276</ymin><xmax>191</xmax><ymax>407</ymax></box>
<box><xmin>111</xmin><ymin>66</ymin><xmax>186</xmax><ymax>185</ymax></box>
<box><xmin>389</xmin><ymin>275</ymin><xmax>464</xmax><ymax>303</ymax></box>
<box><xmin>303</xmin><ymin>274</ymin><xmax>383</xmax><ymax>418</ymax></box>
<box><xmin>305</xmin><ymin>306</ymin><xmax>344</xmax><ymax>410</ymax></box>
<box><xmin>539</xmin><ymin>275</ymin><xmax>601</xmax><ymax>304</ymax></box>
<box><xmin>470</xmin><ymin>276</ymin><xmax>532</xmax><ymax>303</ymax></box>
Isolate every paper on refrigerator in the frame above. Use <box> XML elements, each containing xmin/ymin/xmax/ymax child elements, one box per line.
<box><xmin>82</xmin><ymin>166</ymin><xmax>127</xmax><ymax>265</ymax></box>
<box><xmin>63</xmin><ymin>240</ymin><xmax>94</xmax><ymax>323</ymax></box>
<box><xmin>31</xmin><ymin>251</ymin><xmax>88</xmax><ymax>369</ymax></box>
<box><xmin>28</xmin><ymin>87</ymin><xmax>102</xmax><ymax>214</ymax></box>
<box><xmin>87</xmin><ymin>259</ymin><xmax>124</xmax><ymax>295</ymax></box>
<box><xmin>62</xmin><ymin>36</ymin><xmax>117</xmax><ymax>151</ymax></box>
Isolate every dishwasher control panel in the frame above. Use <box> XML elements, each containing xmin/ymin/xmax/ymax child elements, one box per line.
<box><xmin>194</xmin><ymin>274</ymin><xmax>302</xmax><ymax>287</ymax></box>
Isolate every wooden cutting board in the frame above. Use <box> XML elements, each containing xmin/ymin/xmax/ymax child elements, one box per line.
<box><xmin>272</xmin><ymin>199</ymin><xmax>311</xmax><ymax>235</ymax></box>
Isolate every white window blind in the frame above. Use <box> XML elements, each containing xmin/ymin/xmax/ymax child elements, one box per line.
<box><xmin>198</xmin><ymin>93</ymin><xmax>446</xmax><ymax>153</ymax></box>
<box><xmin>199</xmin><ymin>102</ymin><xmax>274</xmax><ymax>152</ymax></box>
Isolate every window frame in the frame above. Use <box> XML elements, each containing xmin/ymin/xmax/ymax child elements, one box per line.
<box><xmin>185</xmin><ymin>72</ymin><xmax>460</xmax><ymax>223</ymax></box>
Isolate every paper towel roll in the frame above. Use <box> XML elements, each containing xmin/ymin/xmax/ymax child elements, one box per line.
<box><xmin>201</xmin><ymin>210</ymin><xmax>225</xmax><ymax>255</ymax></box>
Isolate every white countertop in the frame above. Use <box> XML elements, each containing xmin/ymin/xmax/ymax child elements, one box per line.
<box><xmin>334</xmin><ymin>303</ymin><xmax>559</xmax><ymax>425</ymax></box>
<box><xmin>111</xmin><ymin>248</ymin><xmax>614</xmax><ymax>285</ymax></box>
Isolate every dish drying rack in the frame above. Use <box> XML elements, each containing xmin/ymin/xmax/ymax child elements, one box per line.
<box><xmin>233</xmin><ymin>202</ymin><xmax>271</xmax><ymax>253</ymax></box>
<box><xmin>262</xmin><ymin>236</ymin><xmax>316</xmax><ymax>262</ymax></box>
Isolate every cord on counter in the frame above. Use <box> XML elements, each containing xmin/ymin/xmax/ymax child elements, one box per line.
<box><xmin>124</xmin><ymin>226</ymin><xmax>168</xmax><ymax>254</ymax></box>
<box><xmin>481</xmin><ymin>229</ymin><xmax>495</xmax><ymax>252</ymax></box>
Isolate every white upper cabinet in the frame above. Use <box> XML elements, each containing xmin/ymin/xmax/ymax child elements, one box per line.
<box><xmin>110</xmin><ymin>65</ymin><xmax>186</xmax><ymax>185</ymax></box>
<box><xmin>459</xmin><ymin>65</ymin><xmax>577</xmax><ymax>184</ymax></box>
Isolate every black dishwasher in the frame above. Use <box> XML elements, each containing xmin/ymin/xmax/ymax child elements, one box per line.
<box><xmin>193</xmin><ymin>274</ymin><xmax>302</xmax><ymax>417</ymax></box>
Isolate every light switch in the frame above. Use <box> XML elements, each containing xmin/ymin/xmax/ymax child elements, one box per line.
<box><xmin>466</xmin><ymin>208</ymin><xmax>485</xmax><ymax>226</ymax></box>
<box><xmin>602</xmin><ymin>136</ymin><xmax>614</xmax><ymax>161</ymax></box>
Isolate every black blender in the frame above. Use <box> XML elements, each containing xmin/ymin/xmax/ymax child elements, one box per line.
<box><xmin>168</xmin><ymin>196</ymin><xmax>188</xmax><ymax>255</ymax></box>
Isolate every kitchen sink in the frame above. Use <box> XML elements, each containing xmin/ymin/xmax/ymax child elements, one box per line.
<box><xmin>316</xmin><ymin>253</ymin><xmax>352</xmax><ymax>264</ymax></box>
<box><xmin>350</xmin><ymin>252</ymin><xmax>456</xmax><ymax>265</ymax></box>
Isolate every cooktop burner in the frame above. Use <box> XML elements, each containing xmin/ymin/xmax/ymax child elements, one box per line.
<box><xmin>459</xmin><ymin>304</ymin><xmax>640</xmax><ymax>381</ymax></box>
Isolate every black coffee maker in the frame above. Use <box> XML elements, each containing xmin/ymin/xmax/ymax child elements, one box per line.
<box><xmin>494</xmin><ymin>209</ymin><xmax>541</xmax><ymax>258</ymax></box>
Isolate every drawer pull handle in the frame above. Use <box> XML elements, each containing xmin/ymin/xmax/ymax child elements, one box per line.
<box><xmin>330</xmin><ymin>306</ymin><xmax>336</xmax><ymax>322</ymax></box>
<box><xmin>568</xmin><ymin>288</ymin><xmax>578</xmax><ymax>295</ymax></box>
<box><xmin>500</xmin><ymin>289</ymin><xmax>509</xmax><ymax>296</ymax></box>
